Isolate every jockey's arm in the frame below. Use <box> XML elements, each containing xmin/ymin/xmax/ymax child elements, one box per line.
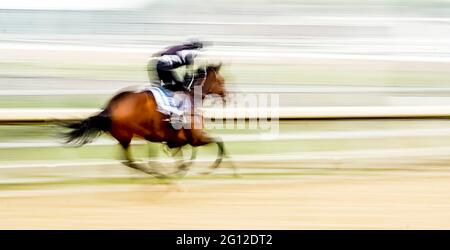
<box><xmin>184</xmin><ymin>51</ymin><xmax>197</xmax><ymax>74</ymax></box>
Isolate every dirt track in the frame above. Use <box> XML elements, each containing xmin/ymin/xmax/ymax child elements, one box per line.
<box><xmin>1</xmin><ymin>166</ymin><xmax>450</xmax><ymax>229</ymax></box>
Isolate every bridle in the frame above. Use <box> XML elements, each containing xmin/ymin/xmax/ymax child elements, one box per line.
<box><xmin>188</xmin><ymin>66</ymin><xmax>221</xmax><ymax>100</ymax></box>
<box><xmin>187</xmin><ymin>68</ymin><xmax>208</xmax><ymax>92</ymax></box>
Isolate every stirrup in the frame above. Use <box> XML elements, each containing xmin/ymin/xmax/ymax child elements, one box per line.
<box><xmin>162</xmin><ymin>113</ymin><xmax>184</xmax><ymax>122</ymax></box>
<box><xmin>170</xmin><ymin>114</ymin><xmax>184</xmax><ymax>123</ymax></box>
<box><xmin>169</xmin><ymin>113</ymin><xmax>186</xmax><ymax>129</ymax></box>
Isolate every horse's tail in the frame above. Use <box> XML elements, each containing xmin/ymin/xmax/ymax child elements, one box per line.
<box><xmin>62</xmin><ymin>110</ymin><xmax>112</xmax><ymax>146</ymax></box>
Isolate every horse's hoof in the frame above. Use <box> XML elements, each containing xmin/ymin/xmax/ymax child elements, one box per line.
<box><xmin>172</xmin><ymin>170</ymin><xmax>188</xmax><ymax>178</ymax></box>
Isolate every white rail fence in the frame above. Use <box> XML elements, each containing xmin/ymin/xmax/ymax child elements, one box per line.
<box><xmin>1</xmin><ymin>106</ymin><xmax>450</xmax><ymax>124</ymax></box>
<box><xmin>2</xmin><ymin>127</ymin><xmax>450</xmax><ymax>149</ymax></box>
<box><xmin>1</xmin><ymin>107</ymin><xmax>450</xmax><ymax>171</ymax></box>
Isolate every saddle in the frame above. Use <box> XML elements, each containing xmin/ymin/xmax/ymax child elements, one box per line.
<box><xmin>144</xmin><ymin>85</ymin><xmax>191</xmax><ymax>118</ymax></box>
<box><xmin>143</xmin><ymin>68</ymin><xmax>205</xmax><ymax>125</ymax></box>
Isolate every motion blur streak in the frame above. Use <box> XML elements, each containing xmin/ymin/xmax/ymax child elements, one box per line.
<box><xmin>1</xmin><ymin>0</ymin><xmax>450</xmax><ymax>229</ymax></box>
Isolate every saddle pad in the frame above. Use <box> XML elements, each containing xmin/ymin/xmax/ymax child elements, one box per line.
<box><xmin>144</xmin><ymin>86</ymin><xmax>191</xmax><ymax>116</ymax></box>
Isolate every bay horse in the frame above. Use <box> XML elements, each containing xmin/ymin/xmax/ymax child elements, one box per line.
<box><xmin>62</xmin><ymin>64</ymin><xmax>229</xmax><ymax>177</ymax></box>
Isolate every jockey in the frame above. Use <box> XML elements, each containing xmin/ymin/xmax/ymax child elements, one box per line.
<box><xmin>154</xmin><ymin>39</ymin><xmax>203</xmax><ymax>91</ymax></box>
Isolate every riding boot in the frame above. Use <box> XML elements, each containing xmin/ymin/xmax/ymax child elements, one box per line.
<box><xmin>172</xmin><ymin>80</ymin><xmax>188</xmax><ymax>92</ymax></box>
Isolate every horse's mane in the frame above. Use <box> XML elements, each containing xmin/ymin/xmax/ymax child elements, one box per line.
<box><xmin>196</xmin><ymin>64</ymin><xmax>221</xmax><ymax>75</ymax></box>
<box><xmin>206</xmin><ymin>63</ymin><xmax>221</xmax><ymax>72</ymax></box>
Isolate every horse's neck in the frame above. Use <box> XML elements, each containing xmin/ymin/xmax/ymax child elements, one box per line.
<box><xmin>200</xmin><ymin>74</ymin><xmax>214</xmax><ymax>96</ymax></box>
<box><xmin>189</xmin><ymin>76</ymin><xmax>210</xmax><ymax>98</ymax></box>
<box><xmin>186</xmin><ymin>89</ymin><xmax>206</xmax><ymax>101</ymax></box>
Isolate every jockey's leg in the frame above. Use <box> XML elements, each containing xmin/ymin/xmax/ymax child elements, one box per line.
<box><xmin>171</xmin><ymin>74</ymin><xmax>187</xmax><ymax>91</ymax></box>
<box><xmin>156</xmin><ymin>60</ymin><xmax>188</xmax><ymax>91</ymax></box>
<box><xmin>156</xmin><ymin>60</ymin><xmax>175</xmax><ymax>86</ymax></box>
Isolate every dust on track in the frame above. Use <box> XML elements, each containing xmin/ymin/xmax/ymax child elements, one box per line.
<box><xmin>1</xmin><ymin>165</ymin><xmax>450</xmax><ymax>229</ymax></box>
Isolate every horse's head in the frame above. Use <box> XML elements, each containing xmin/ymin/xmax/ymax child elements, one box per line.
<box><xmin>197</xmin><ymin>63</ymin><xmax>226</xmax><ymax>99</ymax></box>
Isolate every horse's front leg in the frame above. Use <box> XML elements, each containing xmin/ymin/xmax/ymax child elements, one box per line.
<box><xmin>208</xmin><ymin>137</ymin><xmax>237</xmax><ymax>176</ymax></box>
<box><xmin>161</xmin><ymin>139</ymin><xmax>197</xmax><ymax>176</ymax></box>
<box><xmin>186</xmin><ymin>129</ymin><xmax>236</xmax><ymax>175</ymax></box>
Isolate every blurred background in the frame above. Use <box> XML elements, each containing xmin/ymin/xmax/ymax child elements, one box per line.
<box><xmin>2</xmin><ymin>0</ymin><xmax>450</xmax><ymax>229</ymax></box>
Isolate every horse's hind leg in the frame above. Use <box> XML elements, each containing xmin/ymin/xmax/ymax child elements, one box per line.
<box><xmin>117</xmin><ymin>136</ymin><xmax>167</xmax><ymax>179</ymax></box>
<box><xmin>120</xmin><ymin>140</ymin><xmax>137</xmax><ymax>169</ymax></box>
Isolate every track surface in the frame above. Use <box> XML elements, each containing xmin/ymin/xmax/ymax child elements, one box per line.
<box><xmin>1</xmin><ymin>162</ymin><xmax>450</xmax><ymax>229</ymax></box>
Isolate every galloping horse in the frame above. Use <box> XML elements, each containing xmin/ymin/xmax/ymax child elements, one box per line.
<box><xmin>62</xmin><ymin>64</ymin><xmax>229</xmax><ymax>177</ymax></box>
